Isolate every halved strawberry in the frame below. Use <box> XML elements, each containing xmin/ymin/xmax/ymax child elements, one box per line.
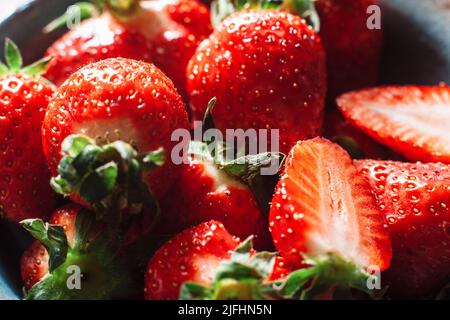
<box><xmin>356</xmin><ymin>160</ymin><xmax>450</xmax><ymax>299</ymax></box>
<box><xmin>337</xmin><ymin>86</ymin><xmax>450</xmax><ymax>163</ymax></box>
<box><xmin>269</xmin><ymin>138</ymin><xmax>392</xmax><ymax>271</ymax></box>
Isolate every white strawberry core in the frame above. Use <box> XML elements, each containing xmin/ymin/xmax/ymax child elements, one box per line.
<box><xmin>200</xmin><ymin>155</ymin><xmax>247</xmax><ymax>193</ymax></box>
<box><xmin>75</xmin><ymin>118</ymin><xmax>142</xmax><ymax>149</ymax></box>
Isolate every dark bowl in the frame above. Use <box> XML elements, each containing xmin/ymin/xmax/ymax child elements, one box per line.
<box><xmin>0</xmin><ymin>0</ymin><xmax>449</xmax><ymax>300</ymax></box>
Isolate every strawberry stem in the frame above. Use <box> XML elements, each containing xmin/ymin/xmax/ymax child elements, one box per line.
<box><xmin>105</xmin><ymin>0</ymin><xmax>140</xmax><ymax>18</ymax></box>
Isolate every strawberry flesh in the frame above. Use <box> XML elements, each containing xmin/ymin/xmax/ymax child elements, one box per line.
<box><xmin>269</xmin><ymin>138</ymin><xmax>392</xmax><ymax>270</ymax></box>
<box><xmin>337</xmin><ymin>86</ymin><xmax>450</xmax><ymax>163</ymax></box>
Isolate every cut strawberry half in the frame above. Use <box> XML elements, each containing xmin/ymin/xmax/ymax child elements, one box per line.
<box><xmin>269</xmin><ymin>138</ymin><xmax>392</xmax><ymax>271</ymax></box>
<box><xmin>336</xmin><ymin>86</ymin><xmax>450</xmax><ymax>163</ymax></box>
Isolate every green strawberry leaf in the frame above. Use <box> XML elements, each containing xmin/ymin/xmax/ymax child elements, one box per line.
<box><xmin>20</xmin><ymin>219</ymin><xmax>69</xmax><ymax>272</ymax></box>
<box><xmin>180</xmin><ymin>237</ymin><xmax>277</xmax><ymax>300</ymax></box>
<box><xmin>180</xmin><ymin>282</ymin><xmax>212</xmax><ymax>300</ymax></box>
<box><xmin>142</xmin><ymin>147</ymin><xmax>165</xmax><ymax>170</ymax></box>
<box><xmin>21</xmin><ymin>56</ymin><xmax>53</xmax><ymax>77</ymax></box>
<box><xmin>4</xmin><ymin>38</ymin><xmax>22</xmax><ymax>72</ymax></box>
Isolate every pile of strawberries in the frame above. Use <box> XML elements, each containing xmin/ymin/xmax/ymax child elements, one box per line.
<box><xmin>0</xmin><ymin>0</ymin><xmax>448</xmax><ymax>300</ymax></box>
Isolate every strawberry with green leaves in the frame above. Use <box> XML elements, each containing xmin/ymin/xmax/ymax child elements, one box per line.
<box><xmin>44</xmin><ymin>0</ymin><xmax>212</xmax><ymax>98</ymax></box>
<box><xmin>356</xmin><ymin>160</ymin><xmax>450</xmax><ymax>299</ymax></box>
<box><xmin>186</xmin><ymin>8</ymin><xmax>326</xmax><ymax>154</ymax></box>
<box><xmin>42</xmin><ymin>58</ymin><xmax>189</xmax><ymax>203</ymax></box>
<box><xmin>0</xmin><ymin>39</ymin><xmax>56</xmax><ymax>223</ymax></box>
<box><xmin>337</xmin><ymin>85</ymin><xmax>450</xmax><ymax>163</ymax></box>
<box><xmin>20</xmin><ymin>205</ymin><xmax>145</xmax><ymax>299</ymax></box>
<box><xmin>158</xmin><ymin>99</ymin><xmax>283</xmax><ymax>249</ymax></box>
<box><xmin>268</xmin><ymin>138</ymin><xmax>392</xmax><ymax>298</ymax></box>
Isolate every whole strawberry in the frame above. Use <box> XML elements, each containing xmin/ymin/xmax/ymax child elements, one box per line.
<box><xmin>315</xmin><ymin>0</ymin><xmax>383</xmax><ymax>100</ymax></box>
<box><xmin>146</xmin><ymin>221</ymin><xmax>289</xmax><ymax>300</ymax></box>
<box><xmin>145</xmin><ymin>220</ymin><xmax>241</xmax><ymax>299</ymax></box>
<box><xmin>42</xmin><ymin>58</ymin><xmax>189</xmax><ymax>201</ymax></box>
<box><xmin>337</xmin><ymin>85</ymin><xmax>450</xmax><ymax>163</ymax></box>
<box><xmin>186</xmin><ymin>10</ymin><xmax>326</xmax><ymax>154</ymax></box>
<box><xmin>44</xmin><ymin>12</ymin><xmax>153</xmax><ymax>86</ymax></box>
<box><xmin>356</xmin><ymin>160</ymin><xmax>450</xmax><ymax>299</ymax></box>
<box><xmin>0</xmin><ymin>39</ymin><xmax>56</xmax><ymax>222</ymax></box>
<box><xmin>158</xmin><ymin>143</ymin><xmax>274</xmax><ymax>249</ymax></box>
<box><xmin>21</xmin><ymin>205</ymin><xmax>145</xmax><ymax>299</ymax></box>
<box><xmin>44</xmin><ymin>0</ymin><xmax>212</xmax><ymax>98</ymax></box>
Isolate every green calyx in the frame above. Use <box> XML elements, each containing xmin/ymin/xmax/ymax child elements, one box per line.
<box><xmin>194</xmin><ymin>98</ymin><xmax>285</xmax><ymax>216</ymax></box>
<box><xmin>20</xmin><ymin>219</ymin><xmax>68</xmax><ymax>273</ymax></box>
<box><xmin>180</xmin><ymin>237</ymin><xmax>278</xmax><ymax>300</ymax></box>
<box><xmin>21</xmin><ymin>211</ymin><xmax>140</xmax><ymax>300</ymax></box>
<box><xmin>270</xmin><ymin>253</ymin><xmax>384</xmax><ymax>300</ymax></box>
<box><xmin>0</xmin><ymin>38</ymin><xmax>52</xmax><ymax>77</ymax></box>
<box><xmin>51</xmin><ymin>134</ymin><xmax>163</xmax><ymax>221</ymax></box>
<box><xmin>180</xmin><ymin>241</ymin><xmax>385</xmax><ymax>300</ymax></box>
<box><xmin>211</xmin><ymin>0</ymin><xmax>320</xmax><ymax>31</ymax></box>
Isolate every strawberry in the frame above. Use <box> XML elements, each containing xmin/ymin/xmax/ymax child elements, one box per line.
<box><xmin>158</xmin><ymin>143</ymin><xmax>280</xmax><ymax>249</ymax></box>
<box><xmin>42</xmin><ymin>58</ymin><xmax>189</xmax><ymax>201</ymax></box>
<box><xmin>145</xmin><ymin>220</ymin><xmax>241</xmax><ymax>299</ymax></box>
<box><xmin>150</xmin><ymin>0</ymin><xmax>213</xmax><ymax>98</ymax></box>
<box><xmin>324</xmin><ymin>109</ymin><xmax>393</xmax><ymax>160</ymax></box>
<box><xmin>21</xmin><ymin>205</ymin><xmax>78</xmax><ymax>290</ymax></box>
<box><xmin>268</xmin><ymin>138</ymin><xmax>392</xmax><ymax>298</ymax></box>
<box><xmin>315</xmin><ymin>0</ymin><xmax>383</xmax><ymax>100</ymax></box>
<box><xmin>157</xmin><ymin>100</ymin><xmax>283</xmax><ymax>249</ymax></box>
<box><xmin>146</xmin><ymin>220</ymin><xmax>294</xmax><ymax>300</ymax></box>
<box><xmin>355</xmin><ymin>160</ymin><xmax>450</xmax><ymax>299</ymax></box>
<box><xmin>21</xmin><ymin>241</ymin><xmax>49</xmax><ymax>291</ymax></box>
<box><xmin>337</xmin><ymin>85</ymin><xmax>450</xmax><ymax>163</ymax></box>
<box><xmin>0</xmin><ymin>39</ymin><xmax>56</xmax><ymax>223</ymax></box>
<box><xmin>44</xmin><ymin>0</ymin><xmax>212</xmax><ymax>98</ymax></box>
<box><xmin>20</xmin><ymin>204</ymin><xmax>147</xmax><ymax>299</ymax></box>
<box><xmin>186</xmin><ymin>10</ymin><xmax>326</xmax><ymax>154</ymax></box>
<box><xmin>44</xmin><ymin>13</ymin><xmax>153</xmax><ymax>86</ymax></box>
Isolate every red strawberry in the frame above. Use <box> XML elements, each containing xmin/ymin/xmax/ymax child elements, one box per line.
<box><xmin>21</xmin><ymin>242</ymin><xmax>49</xmax><ymax>290</ymax></box>
<box><xmin>21</xmin><ymin>205</ymin><xmax>78</xmax><ymax>289</ymax></box>
<box><xmin>42</xmin><ymin>58</ymin><xmax>189</xmax><ymax>200</ymax></box>
<box><xmin>324</xmin><ymin>109</ymin><xmax>392</xmax><ymax>159</ymax></box>
<box><xmin>355</xmin><ymin>160</ymin><xmax>450</xmax><ymax>299</ymax></box>
<box><xmin>20</xmin><ymin>204</ymin><xmax>146</xmax><ymax>299</ymax></box>
<box><xmin>186</xmin><ymin>10</ymin><xmax>326</xmax><ymax>154</ymax></box>
<box><xmin>315</xmin><ymin>0</ymin><xmax>383</xmax><ymax>100</ymax></box>
<box><xmin>44</xmin><ymin>0</ymin><xmax>212</xmax><ymax>98</ymax></box>
<box><xmin>145</xmin><ymin>220</ymin><xmax>241</xmax><ymax>299</ymax></box>
<box><xmin>150</xmin><ymin>0</ymin><xmax>212</xmax><ymax>98</ymax></box>
<box><xmin>0</xmin><ymin>39</ymin><xmax>56</xmax><ymax>223</ymax></box>
<box><xmin>269</xmin><ymin>138</ymin><xmax>392</xmax><ymax>271</ymax></box>
<box><xmin>44</xmin><ymin>13</ymin><xmax>153</xmax><ymax>86</ymax></box>
<box><xmin>158</xmin><ymin>150</ymin><xmax>272</xmax><ymax>249</ymax></box>
<box><xmin>337</xmin><ymin>85</ymin><xmax>450</xmax><ymax>163</ymax></box>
